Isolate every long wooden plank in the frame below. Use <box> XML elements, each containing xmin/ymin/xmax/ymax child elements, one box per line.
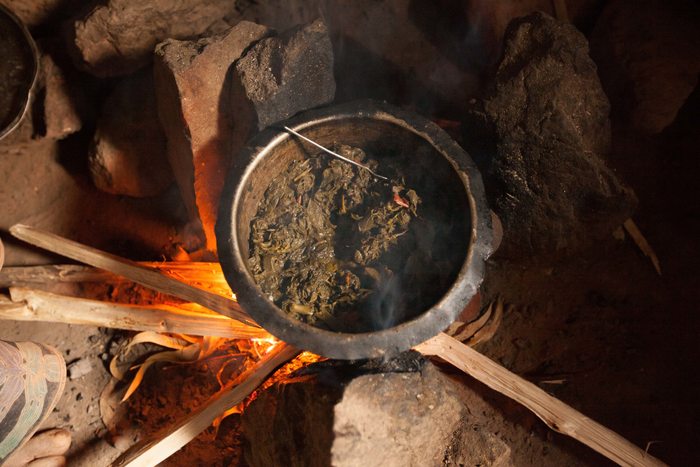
<box><xmin>9</xmin><ymin>224</ymin><xmax>256</xmax><ymax>327</ymax></box>
<box><xmin>416</xmin><ymin>333</ymin><xmax>668</xmax><ymax>467</ymax></box>
<box><xmin>1</xmin><ymin>288</ymin><xmax>269</xmax><ymax>340</ymax></box>
<box><xmin>111</xmin><ymin>344</ymin><xmax>301</xmax><ymax>467</ymax></box>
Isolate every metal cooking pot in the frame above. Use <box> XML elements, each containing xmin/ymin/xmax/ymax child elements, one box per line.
<box><xmin>217</xmin><ymin>100</ymin><xmax>491</xmax><ymax>360</ymax></box>
<box><xmin>0</xmin><ymin>3</ymin><xmax>39</xmax><ymax>141</ymax></box>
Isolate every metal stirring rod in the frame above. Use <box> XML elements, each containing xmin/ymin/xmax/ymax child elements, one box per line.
<box><xmin>282</xmin><ymin>126</ymin><xmax>388</xmax><ymax>180</ymax></box>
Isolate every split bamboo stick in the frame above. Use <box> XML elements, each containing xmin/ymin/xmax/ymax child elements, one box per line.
<box><xmin>8</xmin><ymin>224</ymin><xmax>256</xmax><ymax>327</ymax></box>
<box><xmin>416</xmin><ymin>332</ymin><xmax>668</xmax><ymax>467</ymax></box>
<box><xmin>1</xmin><ymin>288</ymin><xmax>269</xmax><ymax>339</ymax></box>
<box><xmin>111</xmin><ymin>344</ymin><xmax>301</xmax><ymax>467</ymax></box>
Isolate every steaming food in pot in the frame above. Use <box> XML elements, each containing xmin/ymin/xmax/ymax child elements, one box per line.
<box><xmin>248</xmin><ymin>144</ymin><xmax>433</xmax><ymax>333</ymax></box>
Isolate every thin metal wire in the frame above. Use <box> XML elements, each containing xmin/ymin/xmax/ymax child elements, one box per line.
<box><xmin>282</xmin><ymin>126</ymin><xmax>388</xmax><ymax>180</ymax></box>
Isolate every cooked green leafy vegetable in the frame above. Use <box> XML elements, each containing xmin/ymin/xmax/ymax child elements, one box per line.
<box><xmin>248</xmin><ymin>144</ymin><xmax>424</xmax><ymax>332</ymax></box>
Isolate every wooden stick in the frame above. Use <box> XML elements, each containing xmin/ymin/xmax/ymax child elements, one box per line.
<box><xmin>111</xmin><ymin>344</ymin><xmax>301</xmax><ymax>467</ymax></box>
<box><xmin>1</xmin><ymin>288</ymin><xmax>269</xmax><ymax>339</ymax></box>
<box><xmin>416</xmin><ymin>333</ymin><xmax>668</xmax><ymax>467</ymax></box>
<box><xmin>552</xmin><ymin>0</ymin><xmax>570</xmax><ymax>22</ymax></box>
<box><xmin>9</xmin><ymin>224</ymin><xmax>256</xmax><ymax>327</ymax></box>
<box><xmin>0</xmin><ymin>262</ymin><xmax>230</xmax><ymax>291</ymax></box>
<box><xmin>0</xmin><ymin>264</ymin><xmax>116</xmax><ymax>286</ymax></box>
<box><xmin>623</xmin><ymin>219</ymin><xmax>661</xmax><ymax>276</ymax></box>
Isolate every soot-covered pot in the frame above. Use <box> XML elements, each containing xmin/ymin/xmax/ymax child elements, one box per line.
<box><xmin>217</xmin><ymin>100</ymin><xmax>491</xmax><ymax>360</ymax></box>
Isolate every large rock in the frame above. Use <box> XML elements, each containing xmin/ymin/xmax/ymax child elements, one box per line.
<box><xmin>234</xmin><ymin>0</ymin><xmax>605</xmax><ymax>114</ymax></box>
<box><xmin>153</xmin><ymin>22</ymin><xmax>274</xmax><ymax>252</ymax></box>
<box><xmin>155</xmin><ymin>19</ymin><xmax>334</xmax><ymax>253</ymax></box>
<box><xmin>229</xmin><ymin>18</ymin><xmax>336</xmax><ymax>155</ymax></box>
<box><xmin>89</xmin><ymin>68</ymin><xmax>172</xmax><ymax>197</ymax></box>
<box><xmin>0</xmin><ymin>39</ymin><xmax>84</xmax><ymax>147</ymax></box>
<box><xmin>463</xmin><ymin>12</ymin><xmax>637</xmax><ymax>260</ymax></box>
<box><xmin>63</xmin><ymin>0</ymin><xmax>237</xmax><ymax>77</ymax></box>
<box><xmin>443</xmin><ymin>422</ymin><xmax>512</xmax><ymax>467</ymax></box>
<box><xmin>589</xmin><ymin>0</ymin><xmax>700</xmax><ymax>135</ymax></box>
<box><xmin>0</xmin><ymin>0</ymin><xmax>91</xmax><ymax>30</ymax></box>
<box><xmin>242</xmin><ymin>354</ymin><xmax>511</xmax><ymax>467</ymax></box>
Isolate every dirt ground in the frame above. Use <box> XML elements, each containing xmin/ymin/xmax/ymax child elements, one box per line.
<box><xmin>1</xmin><ymin>29</ymin><xmax>699</xmax><ymax>467</ymax></box>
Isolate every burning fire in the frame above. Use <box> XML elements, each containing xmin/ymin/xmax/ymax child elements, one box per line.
<box><xmin>251</xmin><ymin>335</ymin><xmax>281</xmax><ymax>356</ymax></box>
<box><xmin>103</xmin><ymin>260</ymin><xmax>322</xmax><ymax>424</ymax></box>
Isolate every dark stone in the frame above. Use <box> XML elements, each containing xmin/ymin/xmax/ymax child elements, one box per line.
<box><xmin>232</xmin><ymin>0</ymin><xmax>603</xmax><ymax>115</ymax></box>
<box><xmin>589</xmin><ymin>0</ymin><xmax>700</xmax><ymax>135</ymax></box>
<box><xmin>229</xmin><ymin>18</ymin><xmax>336</xmax><ymax>162</ymax></box>
<box><xmin>63</xmin><ymin>0</ymin><xmax>237</xmax><ymax>77</ymax></box>
<box><xmin>242</xmin><ymin>354</ymin><xmax>511</xmax><ymax>467</ymax></box>
<box><xmin>89</xmin><ymin>68</ymin><xmax>173</xmax><ymax>197</ymax></box>
<box><xmin>463</xmin><ymin>12</ymin><xmax>637</xmax><ymax>261</ymax></box>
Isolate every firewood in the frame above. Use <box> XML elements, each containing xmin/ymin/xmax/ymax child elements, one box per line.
<box><xmin>623</xmin><ymin>219</ymin><xmax>662</xmax><ymax>276</ymax></box>
<box><xmin>0</xmin><ymin>264</ymin><xmax>115</xmax><ymax>286</ymax></box>
<box><xmin>8</xmin><ymin>224</ymin><xmax>256</xmax><ymax>326</ymax></box>
<box><xmin>0</xmin><ymin>262</ymin><xmax>230</xmax><ymax>292</ymax></box>
<box><xmin>0</xmin><ymin>288</ymin><xmax>268</xmax><ymax>340</ymax></box>
<box><xmin>552</xmin><ymin>0</ymin><xmax>570</xmax><ymax>22</ymax></box>
<box><xmin>111</xmin><ymin>344</ymin><xmax>301</xmax><ymax>467</ymax></box>
<box><xmin>416</xmin><ymin>333</ymin><xmax>668</xmax><ymax>467</ymax></box>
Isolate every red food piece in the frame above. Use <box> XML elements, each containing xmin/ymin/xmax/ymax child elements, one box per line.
<box><xmin>393</xmin><ymin>194</ymin><xmax>409</xmax><ymax>208</ymax></box>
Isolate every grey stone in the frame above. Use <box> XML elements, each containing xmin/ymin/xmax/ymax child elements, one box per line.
<box><xmin>153</xmin><ymin>22</ymin><xmax>274</xmax><ymax>252</ymax></box>
<box><xmin>63</xmin><ymin>0</ymin><xmax>237</xmax><ymax>77</ymax></box>
<box><xmin>67</xmin><ymin>358</ymin><xmax>92</xmax><ymax>379</ymax></box>
<box><xmin>229</xmin><ymin>18</ymin><xmax>335</xmax><ymax>163</ymax></box>
<box><xmin>242</xmin><ymin>355</ymin><xmax>508</xmax><ymax>467</ymax></box>
<box><xmin>89</xmin><ymin>68</ymin><xmax>173</xmax><ymax>197</ymax></box>
<box><xmin>463</xmin><ymin>12</ymin><xmax>637</xmax><ymax>261</ymax></box>
<box><xmin>443</xmin><ymin>422</ymin><xmax>513</xmax><ymax>467</ymax></box>
<box><xmin>589</xmin><ymin>0</ymin><xmax>700</xmax><ymax>134</ymax></box>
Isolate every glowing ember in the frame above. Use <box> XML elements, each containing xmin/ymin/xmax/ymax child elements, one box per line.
<box><xmin>251</xmin><ymin>336</ymin><xmax>281</xmax><ymax>356</ymax></box>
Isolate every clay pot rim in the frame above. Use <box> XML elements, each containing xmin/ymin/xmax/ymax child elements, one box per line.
<box><xmin>217</xmin><ymin>100</ymin><xmax>492</xmax><ymax>360</ymax></box>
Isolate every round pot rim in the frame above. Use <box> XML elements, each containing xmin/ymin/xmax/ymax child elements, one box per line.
<box><xmin>0</xmin><ymin>3</ymin><xmax>40</xmax><ymax>142</ymax></box>
<box><xmin>217</xmin><ymin>99</ymin><xmax>492</xmax><ymax>360</ymax></box>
